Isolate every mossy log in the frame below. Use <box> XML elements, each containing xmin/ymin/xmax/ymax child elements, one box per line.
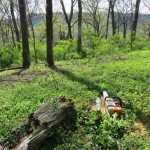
<box><xmin>0</xmin><ymin>97</ymin><xmax>75</xmax><ymax>150</ymax></box>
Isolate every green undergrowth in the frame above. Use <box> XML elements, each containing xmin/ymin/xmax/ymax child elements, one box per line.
<box><xmin>0</xmin><ymin>50</ymin><xmax>150</xmax><ymax>149</ymax></box>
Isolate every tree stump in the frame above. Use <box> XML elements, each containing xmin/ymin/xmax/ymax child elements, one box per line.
<box><xmin>0</xmin><ymin>97</ymin><xmax>76</xmax><ymax>150</ymax></box>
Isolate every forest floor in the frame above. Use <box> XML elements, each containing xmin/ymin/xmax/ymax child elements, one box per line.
<box><xmin>0</xmin><ymin>71</ymin><xmax>48</xmax><ymax>87</ymax></box>
<box><xmin>0</xmin><ymin>50</ymin><xmax>150</xmax><ymax>149</ymax></box>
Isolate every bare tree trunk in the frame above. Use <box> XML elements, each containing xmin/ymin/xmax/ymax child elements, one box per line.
<box><xmin>18</xmin><ymin>0</ymin><xmax>30</xmax><ymax>68</ymax></box>
<box><xmin>31</xmin><ymin>23</ymin><xmax>37</xmax><ymax>63</ymax></box>
<box><xmin>10</xmin><ymin>23</ymin><xmax>16</xmax><ymax>47</ymax></box>
<box><xmin>1</xmin><ymin>32</ymin><xmax>5</xmax><ymax>45</ymax></box>
<box><xmin>28</xmin><ymin>13</ymin><xmax>37</xmax><ymax>63</ymax></box>
<box><xmin>10</xmin><ymin>0</ymin><xmax>20</xmax><ymax>43</ymax></box>
<box><xmin>60</xmin><ymin>0</ymin><xmax>75</xmax><ymax>39</ymax></box>
<box><xmin>46</xmin><ymin>0</ymin><xmax>54</xmax><ymax>67</ymax></box>
<box><xmin>77</xmin><ymin>0</ymin><xmax>82</xmax><ymax>54</ymax></box>
<box><xmin>67</xmin><ymin>24</ymin><xmax>73</xmax><ymax>39</ymax></box>
<box><xmin>148</xmin><ymin>25</ymin><xmax>150</xmax><ymax>40</ymax></box>
<box><xmin>130</xmin><ymin>0</ymin><xmax>134</xmax><ymax>50</ymax></box>
<box><xmin>106</xmin><ymin>4</ymin><xmax>110</xmax><ymax>39</ymax></box>
<box><xmin>26</xmin><ymin>0</ymin><xmax>41</xmax><ymax>63</ymax></box>
<box><xmin>109</xmin><ymin>0</ymin><xmax>116</xmax><ymax>36</ymax></box>
<box><xmin>123</xmin><ymin>23</ymin><xmax>127</xmax><ymax>38</ymax></box>
<box><xmin>132</xmin><ymin>0</ymin><xmax>141</xmax><ymax>38</ymax></box>
<box><xmin>117</xmin><ymin>13</ymin><xmax>120</xmax><ymax>34</ymax></box>
<box><xmin>59</xmin><ymin>25</ymin><xmax>66</xmax><ymax>40</ymax></box>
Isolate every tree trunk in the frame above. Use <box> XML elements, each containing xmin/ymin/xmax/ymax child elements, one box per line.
<box><xmin>60</xmin><ymin>0</ymin><xmax>74</xmax><ymax>39</ymax></box>
<box><xmin>10</xmin><ymin>24</ymin><xmax>16</xmax><ymax>47</ymax></box>
<box><xmin>46</xmin><ymin>0</ymin><xmax>54</xmax><ymax>67</ymax></box>
<box><xmin>77</xmin><ymin>0</ymin><xmax>82</xmax><ymax>54</ymax></box>
<box><xmin>28</xmin><ymin>13</ymin><xmax>37</xmax><ymax>63</ymax></box>
<box><xmin>148</xmin><ymin>25</ymin><xmax>150</xmax><ymax>40</ymax></box>
<box><xmin>31</xmin><ymin>24</ymin><xmax>37</xmax><ymax>63</ymax></box>
<box><xmin>0</xmin><ymin>97</ymin><xmax>76</xmax><ymax>150</ymax></box>
<box><xmin>67</xmin><ymin>23</ymin><xmax>73</xmax><ymax>39</ymax></box>
<box><xmin>110</xmin><ymin>0</ymin><xmax>116</xmax><ymax>36</ymax></box>
<box><xmin>132</xmin><ymin>0</ymin><xmax>141</xmax><ymax>38</ymax></box>
<box><xmin>59</xmin><ymin>25</ymin><xmax>63</xmax><ymax>40</ymax></box>
<box><xmin>117</xmin><ymin>13</ymin><xmax>120</xmax><ymax>34</ymax></box>
<box><xmin>123</xmin><ymin>23</ymin><xmax>127</xmax><ymax>38</ymax></box>
<box><xmin>18</xmin><ymin>0</ymin><xmax>30</xmax><ymax>68</ymax></box>
<box><xmin>1</xmin><ymin>32</ymin><xmax>5</xmax><ymax>45</ymax></box>
<box><xmin>106</xmin><ymin>4</ymin><xmax>110</xmax><ymax>39</ymax></box>
<box><xmin>10</xmin><ymin>0</ymin><xmax>20</xmax><ymax>43</ymax></box>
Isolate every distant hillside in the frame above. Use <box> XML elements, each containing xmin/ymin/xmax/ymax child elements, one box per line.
<box><xmin>31</xmin><ymin>12</ymin><xmax>65</xmax><ymax>26</ymax></box>
<box><xmin>31</xmin><ymin>12</ymin><xmax>150</xmax><ymax>29</ymax></box>
<box><xmin>31</xmin><ymin>14</ymin><xmax>45</xmax><ymax>26</ymax></box>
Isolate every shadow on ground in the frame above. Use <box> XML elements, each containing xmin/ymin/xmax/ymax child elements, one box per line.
<box><xmin>11</xmin><ymin>68</ymin><xmax>26</xmax><ymax>75</ymax></box>
<box><xmin>136</xmin><ymin>109</ymin><xmax>150</xmax><ymax>133</ymax></box>
<box><xmin>54</xmin><ymin>66</ymin><xmax>103</xmax><ymax>96</ymax></box>
<box><xmin>55</xmin><ymin>67</ymin><xmax>150</xmax><ymax>133</ymax></box>
<box><xmin>124</xmin><ymin>100</ymin><xmax>150</xmax><ymax>134</ymax></box>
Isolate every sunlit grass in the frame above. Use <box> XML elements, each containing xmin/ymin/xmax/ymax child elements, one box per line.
<box><xmin>0</xmin><ymin>50</ymin><xmax>149</xmax><ymax>148</ymax></box>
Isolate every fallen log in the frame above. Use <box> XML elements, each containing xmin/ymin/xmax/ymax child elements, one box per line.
<box><xmin>0</xmin><ymin>97</ymin><xmax>76</xmax><ymax>150</ymax></box>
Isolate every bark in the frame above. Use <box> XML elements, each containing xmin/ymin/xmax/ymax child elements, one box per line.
<box><xmin>10</xmin><ymin>23</ymin><xmax>16</xmax><ymax>47</ymax></box>
<box><xmin>109</xmin><ymin>0</ymin><xmax>116</xmax><ymax>36</ymax></box>
<box><xmin>60</xmin><ymin>0</ymin><xmax>75</xmax><ymax>39</ymax></box>
<box><xmin>131</xmin><ymin>0</ymin><xmax>141</xmax><ymax>50</ymax></box>
<box><xmin>10</xmin><ymin>0</ymin><xmax>20</xmax><ymax>43</ymax></box>
<box><xmin>117</xmin><ymin>13</ymin><xmax>120</xmax><ymax>34</ymax></box>
<box><xmin>148</xmin><ymin>25</ymin><xmax>150</xmax><ymax>40</ymax></box>
<box><xmin>123</xmin><ymin>23</ymin><xmax>127</xmax><ymax>38</ymax></box>
<box><xmin>132</xmin><ymin>0</ymin><xmax>141</xmax><ymax>37</ymax></box>
<box><xmin>1</xmin><ymin>32</ymin><xmax>5</xmax><ymax>45</ymax></box>
<box><xmin>59</xmin><ymin>25</ymin><xmax>66</xmax><ymax>40</ymax></box>
<box><xmin>31</xmin><ymin>23</ymin><xmax>37</xmax><ymax>63</ymax></box>
<box><xmin>0</xmin><ymin>97</ymin><xmax>75</xmax><ymax>150</ymax></box>
<box><xmin>46</xmin><ymin>0</ymin><xmax>54</xmax><ymax>67</ymax></box>
<box><xmin>28</xmin><ymin>14</ymin><xmax>37</xmax><ymax>63</ymax></box>
<box><xmin>106</xmin><ymin>4</ymin><xmax>111</xmax><ymax>39</ymax></box>
<box><xmin>18</xmin><ymin>0</ymin><xmax>30</xmax><ymax>68</ymax></box>
<box><xmin>68</xmin><ymin>24</ymin><xmax>72</xmax><ymax>39</ymax></box>
<box><xmin>77</xmin><ymin>0</ymin><xmax>82</xmax><ymax>54</ymax></box>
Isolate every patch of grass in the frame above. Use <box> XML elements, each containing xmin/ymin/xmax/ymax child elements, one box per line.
<box><xmin>0</xmin><ymin>50</ymin><xmax>150</xmax><ymax>149</ymax></box>
<box><xmin>0</xmin><ymin>69</ymin><xmax>97</xmax><ymax>141</ymax></box>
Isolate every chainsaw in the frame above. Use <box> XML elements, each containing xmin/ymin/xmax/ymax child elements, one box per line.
<box><xmin>103</xmin><ymin>91</ymin><xmax>122</xmax><ymax>116</ymax></box>
<box><xmin>96</xmin><ymin>91</ymin><xmax>123</xmax><ymax>116</ymax></box>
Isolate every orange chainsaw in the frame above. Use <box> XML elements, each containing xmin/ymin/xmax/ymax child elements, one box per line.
<box><xmin>103</xmin><ymin>91</ymin><xmax>123</xmax><ymax>116</ymax></box>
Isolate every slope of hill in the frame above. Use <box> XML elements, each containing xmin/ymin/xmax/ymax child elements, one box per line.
<box><xmin>0</xmin><ymin>50</ymin><xmax>150</xmax><ymax>149</ymax></box>
<box><xmin>32</xmin><ymin>12</ymin><xmax>150</xmax><ymax>27</ymax></box>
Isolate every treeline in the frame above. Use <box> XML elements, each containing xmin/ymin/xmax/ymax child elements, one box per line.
<box><xmin>0</xmin><ymin>0</ymin><xmax>150</xmax><ymax>68</ymax></box>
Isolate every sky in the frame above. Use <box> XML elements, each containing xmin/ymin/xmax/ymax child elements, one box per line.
<box><xmin>53</xmin><ymin>0</ymin><xmax>149</xmax><ymax>14</ymax></box>
<box><xmin>53</xmin><ymin>0</ymin><xmax>77</xmax><ymax>13</ymax></box>
<box><xmin>37</xmin><ymin>0</ymin><xmax>149</xmax><ymax>14</ymax></box>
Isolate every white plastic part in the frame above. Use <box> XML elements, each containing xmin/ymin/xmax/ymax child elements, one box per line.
<box><xmin>103</xmin><ymin>91</ymin><xmax>109</xmax><ymax>99</ymax></box>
